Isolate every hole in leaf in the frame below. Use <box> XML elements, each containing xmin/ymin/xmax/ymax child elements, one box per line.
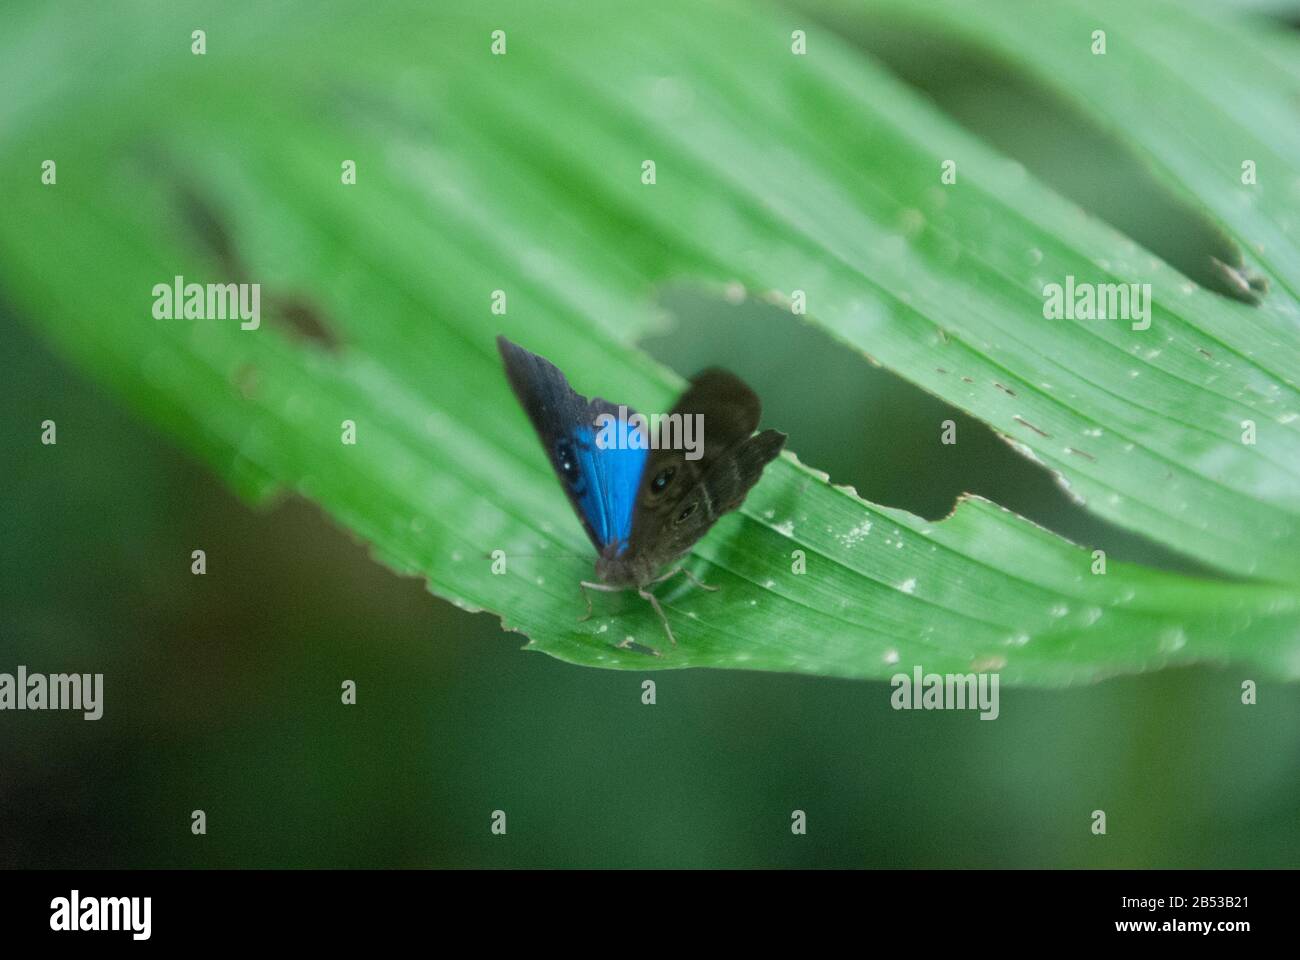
<box><xmin>645</xmin><ymin>288</ymin><xmax>1218</xmax><ymax>575</ymax></box>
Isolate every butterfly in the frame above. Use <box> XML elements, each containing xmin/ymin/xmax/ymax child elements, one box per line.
<box><xmin>497</xmin><ymin>336</ymin><xmax>786</xmax><ymax>648</ymax></box>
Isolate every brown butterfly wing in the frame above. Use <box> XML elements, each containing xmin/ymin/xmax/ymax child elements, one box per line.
<box><xmin>621</xmin><ymin>369</ymin><xmax>785</xmax><ymax>579</ymax></box>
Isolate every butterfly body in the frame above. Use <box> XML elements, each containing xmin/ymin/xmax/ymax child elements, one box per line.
<box><xmin>497</xmin><ymin>336</ymin><xmax>785</xmax><ymax>643</ymax></box>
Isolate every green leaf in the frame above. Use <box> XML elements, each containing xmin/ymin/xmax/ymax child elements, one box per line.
<box><xmin>792</xmin><ymin>0</ymin><xmax>1300</xmax><ymax>580</ymax></box>
<box><xmin>2</xmin><ymin>0</ymin><xmax>1298</xmax><ymax>684</ymax></box>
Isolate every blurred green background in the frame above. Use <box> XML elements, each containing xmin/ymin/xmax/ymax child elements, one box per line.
<box><xmin>2</xmin><ymin>0</ymin><xmax>1299</xmax><ymax>868</ymax></box>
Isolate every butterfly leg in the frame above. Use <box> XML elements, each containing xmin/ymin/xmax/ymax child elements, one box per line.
<box><xmin>578</xmin><ymin>580</ymin><xmax>625</xmax><ymax>622</ymax></box>
<box><xmin>637</xmin><ymin>588</ymin><xmax>677</xmax><ymax>647</ymax></box>
<box><xmin>678</xmin><ymin>567</ymin><xmax>719</xmax><ymax>592</ymax></box>
<box><xmin>651</xmin><ymin>566</ymin><xmax>720</xmax><ymax>592</ymax></box>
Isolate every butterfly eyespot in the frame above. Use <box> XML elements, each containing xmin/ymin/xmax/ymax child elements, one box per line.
<box><xmin>555</xmin><ymin>438</ymin><xmax>580</xmax><ymax>485</ymax></box>
<box><xmin>676</xmin><ymin>502</ymin><xmax>698</xmax><ymax>523</ymax></box>
<box><xmin>652</xmin><ymin>467</ymin><xmax>676</xmax><ymax>492</ymax></box>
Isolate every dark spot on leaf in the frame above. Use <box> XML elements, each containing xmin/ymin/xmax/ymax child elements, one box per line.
<box><xmin>175</xmin><ymin>181</ymin><xmax>244</xmax><ymax>277</ymax></box>
<box><xmin>267</xmin><ymin>293</ymin><xmax>342</xmax><ymax>351</ymax></box>
<box><xmin>1013</xmin><ymin>415</ymin><xmax>1050</xmax><ymax>438</ymax></box>
<box><xmin>615</xmin><ymin>637</ymin><xmax>661</xmax><ymax>657</ymax></box>
<box><xmin>169</xmin><ymin>175</ymin><xmax>342</xmax><ymax>351</ymax></box>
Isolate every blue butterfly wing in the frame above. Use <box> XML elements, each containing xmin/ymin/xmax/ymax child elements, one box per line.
<box><xmin>497</xmin><ymin>336</ymin><xmax>648</xmax><ymax>555</ymax></box>
<box><xmin>569</xmin><ymin>423</ymin><xmax>648</xmax><ymax>554</ymax></box>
